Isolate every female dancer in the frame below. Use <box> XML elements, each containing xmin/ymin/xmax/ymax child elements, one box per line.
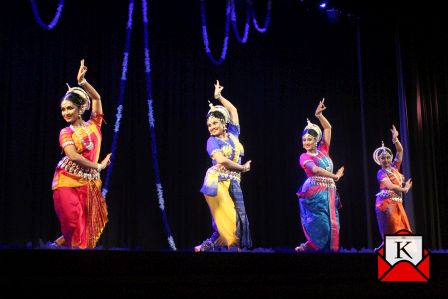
<box><xmin>52</xmin><ymin>59</ymin><xmax>111</xmax><ymax>248</ymax></box>
<box><xmin>373</xmin><ymin>125</ymin><xmax>412</xmax><ymax>239</ymax></box>
<box><xmin>296</xmin><ymin>99</ymin><xmax>344</xmax><ymax>252</ymax></box>
<box><xmin>195</xmin><ymin>80</ymin><xmax>252</xmax><ymax>251</ymax></box>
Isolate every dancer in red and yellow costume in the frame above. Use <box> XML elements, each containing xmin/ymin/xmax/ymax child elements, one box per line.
<box><xmin>52</xmin><ymin>59</ymin><xmax>111</xmax><ymax>249</ymax></box>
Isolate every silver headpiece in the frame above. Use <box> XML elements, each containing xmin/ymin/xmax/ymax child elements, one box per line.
<box><xmin>207</xmin><ymin>101</ymin><xmax>230</xmax><ymax>124</ymax></box>
<box><xmin>303</xmin><ymin>118</ymin><xmax>322</xmax><ymax>143</ymax></box>
<box><xmin>373</xmin><ymin>141</ymin><xmax>393</xmax><ymax>166</ymax></box>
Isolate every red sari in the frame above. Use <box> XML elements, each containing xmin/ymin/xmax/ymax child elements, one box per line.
<box><xmin>52</xmin><ymin>113</ymin><xmax>108</xmax><ymax>248</ymax></box>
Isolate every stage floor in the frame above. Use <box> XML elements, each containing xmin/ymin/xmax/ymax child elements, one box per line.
<box><xmin>0</xmin><ymin>248</ymin><xmax>446</xmax><ymax>298</ymax></box>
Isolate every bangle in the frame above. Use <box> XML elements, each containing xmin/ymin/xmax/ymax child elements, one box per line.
<box><xmin>392</xmin><ymin>138</ymin><xmax>399</xmax><ymax>144</ymax></box>
<box><xmin>97</xmin><ymin>163</ymin><xmax>102</xmax><ymax>172</ymax></box>
<box><xmin>214</xmin><ymin>93</ymin><xmax>222</xmax><ymax>100</ymax></box>
<box><xmin>78</xmin><ymin>78</ymin><xmax>87</xmax><ymax>86</ymax></box>
<box><xmin>315</xmin><ymin>113</ymin><xmax>322</xmax><ymax>118</ymax></box>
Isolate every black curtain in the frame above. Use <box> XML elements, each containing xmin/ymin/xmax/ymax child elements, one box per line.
<box><xmin>400</xmin><ymin>17</ymin><xmax>448</xmax><ymax>250</ymax></box>
<box><xmin>1</xmin><ymin>0</ymin><xmax>446</xmax><ymax>250</ymax></box>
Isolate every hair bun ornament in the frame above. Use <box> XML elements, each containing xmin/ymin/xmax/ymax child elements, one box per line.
<box><xmin>303</xmin><ymin>118</ymin><xmax>322</xmax><ymax>142</ymax></box>
<box><xmin>207</xmin><ymin>101</ymin><xmax>230</xmax><ymax>124</ymax></box>
<box><xmin>373</xmin><ymin>141</ymin><xmax>393</xmax><ymax>165</ymax></box>
<box><xmin>64</xmin><ymin>83</ymin><xmax>91</xmax><ymax>114</ymax></box>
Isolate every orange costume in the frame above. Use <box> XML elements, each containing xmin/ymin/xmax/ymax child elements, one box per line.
<box><xmin>375</xmin><ymin>159</ymin><xmax>411</xmax><ymax>238</ymax></box>
<box><xmin>52</xmin><ymin>112</ymin><xmax>108</xmax><ymax>248</ymax></box>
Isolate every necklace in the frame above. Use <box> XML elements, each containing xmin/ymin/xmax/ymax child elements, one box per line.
<box><xmin>216</xmin><ymin>134</ymin><xmax>236</xmax><ymax>150</ymax></box>
<box><xmin>308</xmin><ymin>150</ymin><xmax>333</xmax><ymax>171</ymax></box>
<box><xmin>70</xmin><ymin>122</ymin><xmax>94</xmax><ymax>151</ymax></box>
<box><xmin>215</xmin><ymin>133</ymin><xmax>242</xmax><ymax>162</ymax></box>
<box><xmin>384</xmin><ymin>167</ymin><xmax>403</xmax><ymax>186</ymax></box>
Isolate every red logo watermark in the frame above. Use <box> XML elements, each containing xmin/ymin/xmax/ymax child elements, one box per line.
<box><xmin>377</xmin><ymin>229</ymin><xmax>430</xmax><ymax>282</ymax></box>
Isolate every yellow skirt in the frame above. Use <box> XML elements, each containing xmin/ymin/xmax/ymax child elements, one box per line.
<box><xmin>204</xmin><ymin>180</ymin><xmax>238</xmax><ymax>247</ymax></box>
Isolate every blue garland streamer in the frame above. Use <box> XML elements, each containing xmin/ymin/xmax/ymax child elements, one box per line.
<box><xmin>200</xmin><ymin>0</ymin><xmax>271</xmax><ymax>64</ymax></box>
<box><xmin>141</xmin><ymin>0</ymin><xmax>177</xmax><ymax>251</ymax></box>
<box><xmin>250</xmin><ymin>0</ymin><xmax>271</xmax><ymax>33</ymax></box>
<box><xmin>102</xmin><ymin>0</ymin><xmax>134</xmax><ymax>199</ymax></box>
<box><xmin>200</xmin><ymin>0</ymin><xmax>231</xmax><ymax>65</ymax></box>
<box><xmin>230</xmin><ymin>0</ymin><xmax>250</xmax><ymax>43</ymax></box>
<box><xmin>102</xmin><ymin>0</ymin><xmax>176</xmax><ymax>250</ymax></box>
<box><xmin>30</xmin><ymin>0</ymin><xmax>64</xmax><ymax>30</ymax></box>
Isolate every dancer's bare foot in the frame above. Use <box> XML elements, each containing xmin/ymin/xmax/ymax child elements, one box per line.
<box><xmin>194</xmin><ymin>238</ymin><xmax>215</xmax><ymax>252</ymax></box>
<box><xmin>54</xmin><ymin>236</ymin><xmax>65</xmax><ymax>246</ymax></box>
<box><xmin>294</xmin><ymin>242</ymin><xmax>311</xmax><ymax>253</ymax></box>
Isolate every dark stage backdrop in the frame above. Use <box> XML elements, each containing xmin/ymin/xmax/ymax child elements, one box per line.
<box><xmin>1</xmin><ymin>0</ymin><xmax>447</xmax><ymax>250</ymax></box>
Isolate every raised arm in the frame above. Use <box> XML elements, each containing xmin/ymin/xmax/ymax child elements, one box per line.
<box><xmin>315</xmin><ymin>98</ymin><xmax>331</xmax><ymax>146</ymax></box>
<box><xmin>77</xmin><ymin>59</ymin><xmax>102</xmax><ymax>115</ymax></box>
<box><xmin>214</xmin><ymin>80</ymin><xmax>239</xmax><ymax>125</ymax></box>
<box><xmin>391</xmin><ymin>124</ymin><xmax>403</xmax><ymax>162</ymax></box>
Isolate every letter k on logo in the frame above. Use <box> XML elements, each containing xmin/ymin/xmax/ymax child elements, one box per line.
<box><xmin>377</xmin><ymin>230</ymin><xmax>430</xmax><ymax>282</ymax></box>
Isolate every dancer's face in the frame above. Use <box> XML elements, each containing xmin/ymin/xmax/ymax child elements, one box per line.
<box><xmin>207</xmin><ymin>117</ymin><xmax>225</xmax><ymax>137</ymax></box>
<box><xmin>379</xmin><ymin>152</ymin><xmax>392</xmax><ymax>168</ymax></box>
<box><xmin>61</xmin><ymin>100</ymin><xmax>80</xmax><ymax>124</ymax></box>
<box><xmin>302</xmin><ymin>134</ymin><xmax>316</xmax><ymax>152</ymax></box>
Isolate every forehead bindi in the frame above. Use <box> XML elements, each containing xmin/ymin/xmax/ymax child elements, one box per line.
<box><xmin>303</xmin><ymin>135</ymin><xmax>314</xmax><ymax>141</ymax></box>
<box><xmin>61</xmin><ymin>100</ymin><xmax>75</xmax><ymax>109</ymax></box>
<box><xmin>207</xmin><ymin>118</ymin><xmax>220</xmax><ymax>125</ymax></box>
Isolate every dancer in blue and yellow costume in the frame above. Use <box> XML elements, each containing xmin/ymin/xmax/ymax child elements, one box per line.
<box><xmin>295</xmin><ymin>99</ymin><xmax>345</xmax><ymax>252</ymax></box>
<box><xmin>195</xmin><ymin>80</ymin><xmax>252</xmax><ymax>252</ymax></box>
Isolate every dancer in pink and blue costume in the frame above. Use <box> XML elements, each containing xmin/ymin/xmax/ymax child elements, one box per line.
<box><xmin>295</xmin><ymin>99</ymin><xmax>345</xmax><ymax>252</ymax></box>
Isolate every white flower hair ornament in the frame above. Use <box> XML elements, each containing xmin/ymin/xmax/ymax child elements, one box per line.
<box><xmin>207</xmin><ymin>101</ymin><xmax>230</xmax><ymax>124</ymax></box>
<box><xmin>64</xmin><ymin>83</ymin><xmax>91</xmax><ymax>115</ymax></box>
